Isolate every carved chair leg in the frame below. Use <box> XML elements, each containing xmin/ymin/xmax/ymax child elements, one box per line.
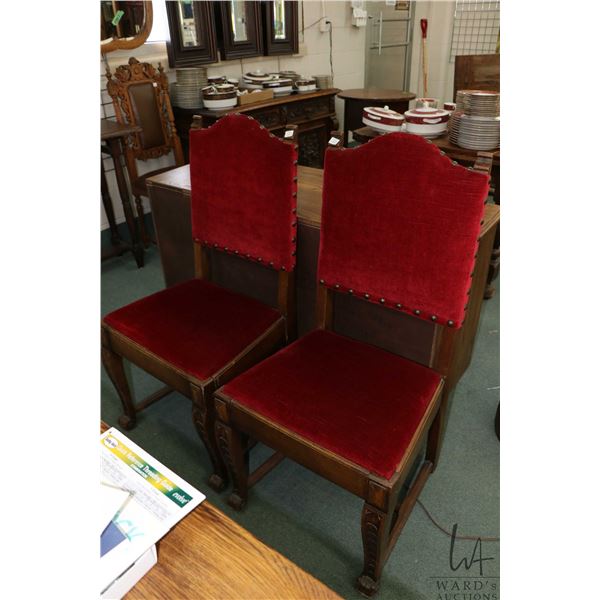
<box><xmin>134</xmin><ymin>195</ymin><xmax>152</xmax><ymax>248</ymax></box>
<box><xmin>101</xmin><ymin>344</ymin><xmax>136</xmax><ymax>430</ymax></box>
<box><xmin>357</xmin><ymin>502</ymin><xmax>394</xmax><ymax>596</ymax></box>
<box><xmin>191</xmin><ymin>386</ymin><xmax>229</xmax><ymax>492</ymax></box>
<box><xmin>215</xmin><ymin>420</ymin><xmax>249</xmax><ymax>511</ymax></box>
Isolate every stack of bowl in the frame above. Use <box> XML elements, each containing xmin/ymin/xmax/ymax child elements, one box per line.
<box><xmin>262</xmin><ymin>77</ymin><xmax>293</xmax><ymax>97</ymax></box>
<box><xmin>173</xmin><ymin>67</ymin><xmax>207</xmax><ymax>109</ymax></box>
<box><xmin>241</xmin><ymin>70</ymin><xmax>272</xmax><ymax>89</ymax></box>
<box><xmin>403</xmin><ymin>106</ymin><xmax>451</xmax><ymax>138</ymax></box>
<box><xmin>201</xmin><ymin>84</ymin><xmax>238</xmax><ymax>110</ymax></box>
<box><xmin>295</xmin><ymin>77</ymin><xmax>317</xmax><ymax>93</ymax></box>
<box><xmin>449</xmin><ymin>90</ymin><xmax>500</xmax><ymax>150</ymax></box>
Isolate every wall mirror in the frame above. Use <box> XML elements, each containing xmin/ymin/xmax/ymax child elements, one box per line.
<box><xmin>217</xmin><ymin>0</ymin><xmax>262</xmax><ymax>60</ymax></box>
<box><xmin>166</xmin><ymin>1</ymin><xmax>218</xmax><ymax>67</ymax></box>
<box><xmin>100</xmin><ymin>1</ymin><xmax>153</xmax><ymax>54</ymax></box>
<box><xmin>264</xmin><ymin>0</ymin><xmax>298</xmax><ymax>56</ymax></box>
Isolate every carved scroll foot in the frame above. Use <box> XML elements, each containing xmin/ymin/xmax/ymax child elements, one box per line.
<box><xmin>118</xmin><ymin>414</ymin><xmax>136</xmax><ymax>431</ymax></box>
<box><xmin>227</xmin><ymin>492</ymin><xmax>246</xmax><ymax>512</ymax></box>
<box><xmin>208</xmin><ymin>473</ymin><xmax>226</xmax><ymax>493</ymax></box>
<box><xmin>356</xmin><ymin>574</ymin><xmax>379</xmax><ymax>597</ymax></box>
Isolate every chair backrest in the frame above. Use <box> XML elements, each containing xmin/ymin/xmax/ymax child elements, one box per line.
<box><xmin>318</xmin><ymin>133</ymin><xmax>489</xmax><ymax>329</ymax></box>
<box><xmin>189</xmin><ymin>114</ymin><xmax>298</xmax><ymax>273</ymax></box>
<box><xmin>453</xmin><ymin>54</ymin><xmax>500</xmax><ymax>102</ymax></box>
<box><xmin>106</xmin><ymin>57</ymin><xmax>184</xmax><ymax>177</ymax></box>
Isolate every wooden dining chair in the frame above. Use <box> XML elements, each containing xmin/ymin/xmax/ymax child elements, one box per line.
<box><xmin>213</xmin><ymin>132</ymin><xmax>490</xmax><ymax>595</ymax></box>
<box><xmin>105</xmin><ymin>57</ymin><xmax>185</xmax><ymax>247</ymax></box>
<box><xmin>102</xmin><ymin>114</ymin><xmax>298</xmax><ymax>492</ymax></box>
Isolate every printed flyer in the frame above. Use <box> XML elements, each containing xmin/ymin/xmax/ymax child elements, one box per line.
<box><xmin>100</xmin><ymin>427</ymin><xmax>205</xmax><ymax>595</ymax></box>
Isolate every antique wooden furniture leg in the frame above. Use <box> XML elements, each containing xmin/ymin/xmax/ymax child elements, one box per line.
<box><xmin>134</xmin><ymin>193</ymin><xmax>153</xmax><ymax>248</ymax></box>
<box><xmin>105</xmin><ymin>136</ymin><xmax>144</xmax><ymax>268</ymax></box>
<box><xmin>215</xmin><ymin>416</ymin><xmax>249</xmax><ymax>510</ymax></box>
<box><xmin>191</xmin><ymin>384</ymin><xmax>229</xmax><ymax>491</ymax></box>
<box><xmin>101</xmin><ymin>158</ymin><xmax>127</xmax><ymax>256</ymax></box>
<box><xmin>101</xmin><ymin>327</ymin><xmax>137</xmax><ymax>429</ymax></box>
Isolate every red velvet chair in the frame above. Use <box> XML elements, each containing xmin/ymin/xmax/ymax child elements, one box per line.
<box><xmin>101</xmin><ymin>114</ymin><xmax>298</xmax><ymax>491</ymax></box>
<box><xmin>213</xmin><ymin>132</ymin><xmax>490</xmax><ymax>595</ymax></box>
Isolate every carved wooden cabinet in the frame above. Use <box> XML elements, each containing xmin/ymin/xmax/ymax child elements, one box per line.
<box><xmin>173</xmin><ymin>89</ymin><xmax>340</xmax><ymax>168</ymax></box>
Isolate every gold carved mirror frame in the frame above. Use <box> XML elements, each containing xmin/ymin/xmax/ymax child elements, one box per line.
<box><xmin>101</xmin><ymin>1</ymin><xmax>153</xmax><ymax>54</ymax></box>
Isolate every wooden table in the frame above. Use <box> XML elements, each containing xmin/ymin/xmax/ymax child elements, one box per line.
<box><xmin>337</xmin><ymin>88</ymin><xmax>416</xmax><ymax>146</ymax></box>
<box><xmin>174</xmin><ymin>89</ymin><xmax>339</xmax><ymax>168</ymax></box>
<box><xmin>147</xmin><ymin>165</ymin><xmax>499</xmax><ymax>393</ymax></box>
<box><xmin>101</xmin><ymin>119</ymin><xmax>144</xmax><ymax>268</ymax></box>
<box><xmin>352</xmin><ymin>126</ymin><xmax>501</xmax><ymax>297</ymax></box>
<box><xmin>100</xmin><ymin>423</ymin><xmax>340</xmax><ymax>599</ymax></box>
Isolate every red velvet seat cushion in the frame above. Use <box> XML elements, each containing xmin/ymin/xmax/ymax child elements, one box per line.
<box><xmin>103</xmin><ymin>279</ymin><xmax>282</xmax><ymax>381</ymax></box>
<box><xmin>221</xmin><ymin>329</ymin><xmax>442</xmax><ymax>479</ymax></box>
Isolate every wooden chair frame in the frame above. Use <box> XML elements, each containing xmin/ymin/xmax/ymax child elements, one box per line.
<box><xmin>213</xmin><ymin>135</ymin><xmax>493</xmax><ymax>596</ymax></box>
<box><xmin>101</xmin><ymin>124</ymin><xmax>298</xmax><ymax>493</ymax></box>
<box><xmin>106</xmin><ymin>57</ymin><xmax>185</xmax><ymax>245</ymax></box>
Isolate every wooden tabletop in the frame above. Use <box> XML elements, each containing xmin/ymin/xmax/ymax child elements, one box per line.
<box><xmin>101</xmin><ymin>423</ymin><xmax>339</xmax><ymax>599</ymax></box>
<box><xmin>147</xmin><ymin>165</ymin><xmax>499</xmax><ymax>236</ymax></box>
<box><xmin>101</xmin><ymin>119</ymin><xmax>142</xmax><ymax>141</ymax></box>
<box><xmin>337</xmin><ymin>88</ymin><xmax>416</xmax><ymax>102</ymax></box>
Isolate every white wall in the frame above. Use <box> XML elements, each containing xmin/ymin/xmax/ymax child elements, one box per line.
<box><xmin>408</xmin><ymin>0</ymin><xmax>456</xmax><ymax>107</ymax></box>
<box><xmin>101</xmin><ymin>0</ymin><xmax>366</xmax><ymax>231</ymax></box>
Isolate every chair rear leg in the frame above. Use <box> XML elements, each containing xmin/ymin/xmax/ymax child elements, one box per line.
<box><xmin>426</xmin><ymin>390</ymin><xmax>450</xmax><ymax>473</ymax></box>
<box><xmin>101</xmin><ymin>343</ymin><xmax>137</xmax><ymax>430</ymax></box>
<box><xmin>215</xmin><ymin>420</ymin><xmax>249</xmax><ymax>510</ymax></box>
<box><xmin>191</xmin><ymin>385</ymin><xmax>229</xmax><ymax>492</ymax></box>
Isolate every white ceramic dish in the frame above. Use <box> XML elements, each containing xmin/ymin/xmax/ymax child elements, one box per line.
<box><xmin>203</xmin><ymin>97</ymin><xmax>238</xmax><ymax>110</ymax></box>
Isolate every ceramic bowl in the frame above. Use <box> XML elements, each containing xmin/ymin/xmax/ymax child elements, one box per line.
<box><xmin>362</xmin><ymin>105</ymin><xmax>405</xmax><ymax>133</ymax></box>
<box><xmin>404</xmin><ymin>107</ymin><xmax>450</xmax><ymax>138</ymax></box>
<box><xmin>415</xmin><ymin>97</ymin><xmax>439</xmax><ymax>108</ymax></box>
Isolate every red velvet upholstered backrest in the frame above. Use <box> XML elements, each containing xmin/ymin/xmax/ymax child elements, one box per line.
<box><xmin>318</xmin><ymin>133</ymin><xmax>489</xmax><ymax>328</ymax></box>
<box><xmin>190</xmin><ymin>114</ymin><xmax>298</xmax><ymax>271</ymax></box>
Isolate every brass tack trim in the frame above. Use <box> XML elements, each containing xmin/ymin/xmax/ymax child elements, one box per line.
<box><xmin>379</xmin><ymin>298</ymin><xmax>385</xmax><ymax>304</ymax></box>
<box><xmin>335</xmin><ymin>284</ymin><xmax>340</xmax><ymax>289</ymax></box>
<box><xmin>448</xmin><ymin>320</ymin><xmax>455</xmax><ymax>327</ymax></box>
<box><xmin>414</xmin><ymin>309</ymin><xmax>421</xmax><ymax>315</ymax></box>
<box><xmin>319</xmin><ymin>279</ymin><xmax>325</xmax><ymax>284</ymax></box>
<box><xmin>269</xmin><ymin>261</ymin><xmax>273</xmax><ymax>266</ymax></box>
<box><xmin>431</xmin><ymin>315</ymin><xmax>437</xmax><ymax>321</ymax></box>
<box><xmin>348</xmin><ymin>289</ymin><xmax>354</xmax><ymax>294</ymax></box>
<box><xmin>364</xmin><ymin>293</ymin><xmax>370</xmax><ymax>299</ymax></box>
<box><xmin>395</xmin><ymin>303</ymin><xmax>402</xmax><ymax>309</ymax></box>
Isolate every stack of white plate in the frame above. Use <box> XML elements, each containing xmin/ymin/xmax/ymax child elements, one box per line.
<box><xmin>450</xmin><ymin>90</ymin><xmax>500</xmax><ymax>150</ymax></box>
<box><xmin>448</xmin><ymin>112</ymin><xmax>500</xmax><ymax>150</ymax></box>
<box><xmin>173</xmin><ymin>67</ymin><xmax>207</xmax><ymax>109</ymax></box>
<box><xmin>456</xmin><ymin>90</ymin><xmax>500</xmax><ymax>117</ymax></box>
<box><xmin>314</xmin><ymin>74</ymin><xmax>333</xmax><ymax>89</ymax></box>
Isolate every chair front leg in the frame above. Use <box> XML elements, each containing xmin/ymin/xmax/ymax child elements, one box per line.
<box><xmin>101</xmin><ymin>333</ymin><xmax>136</xmax><ymax>430</ymax></box>
<box><xmin>191</xmin><ymin>385</ymin><xmax>229</xmax><ymax>492</ymax></box>
<box><xmin>357</xmin><ymin>502</ymin><xmax>394</xmax><ymax>597</ymax></box>
<box><xmin>134</xmin><ymin>195</ymin><xmax>151</xmax><ymax>248</ymax></box>
<box><xmin>214</xmin><ymin>419</ymin><xmax>249</xmax><ymax>510</ymax></box>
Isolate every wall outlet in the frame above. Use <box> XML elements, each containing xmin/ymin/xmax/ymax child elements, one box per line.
<box><xmin>320</xmin><ymin>18</ymin><xmax>331</xmax><ymax>33</ymax></box>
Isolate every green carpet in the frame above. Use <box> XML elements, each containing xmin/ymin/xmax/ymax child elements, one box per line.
<box><xmin>101</xmin><ymin>246</ymin><xmax>500</xmax><ymax>600</ymax></box>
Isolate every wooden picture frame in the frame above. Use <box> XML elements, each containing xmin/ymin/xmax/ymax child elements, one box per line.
<box><xmin>263</xmin><ymin>0</ymin><xmax>299</xmax><ymax>56</ymax></box>
<box><xmin>100</xmin><ymin>1</ymin><xmax>153</xmax><ymax>54</ymax></box>
<box><xmin>166</xmin><ymin>1</ymin><xmax>219</xmax><ymax>67</ymax></box>
<box><xmin>217</xmin><ymin>1</ymin><xmax>263</xmax><ymax>60</ymax></box>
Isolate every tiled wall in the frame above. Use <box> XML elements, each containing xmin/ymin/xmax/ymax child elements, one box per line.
<box><xmin>101</xmin><ymin>0</ymin><xmax>366</xmax><ymax>231</ymax></box>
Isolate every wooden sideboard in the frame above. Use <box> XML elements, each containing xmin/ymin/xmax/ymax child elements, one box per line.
<box><xmin>173</xmin><ymin>88</ymin><xmax>339</xmax><ymax>168</ymax></box>
<box><xmin>146</xmin><ymin>165</ymin><xmax>499</xmax><ymax>395</ymax></box>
